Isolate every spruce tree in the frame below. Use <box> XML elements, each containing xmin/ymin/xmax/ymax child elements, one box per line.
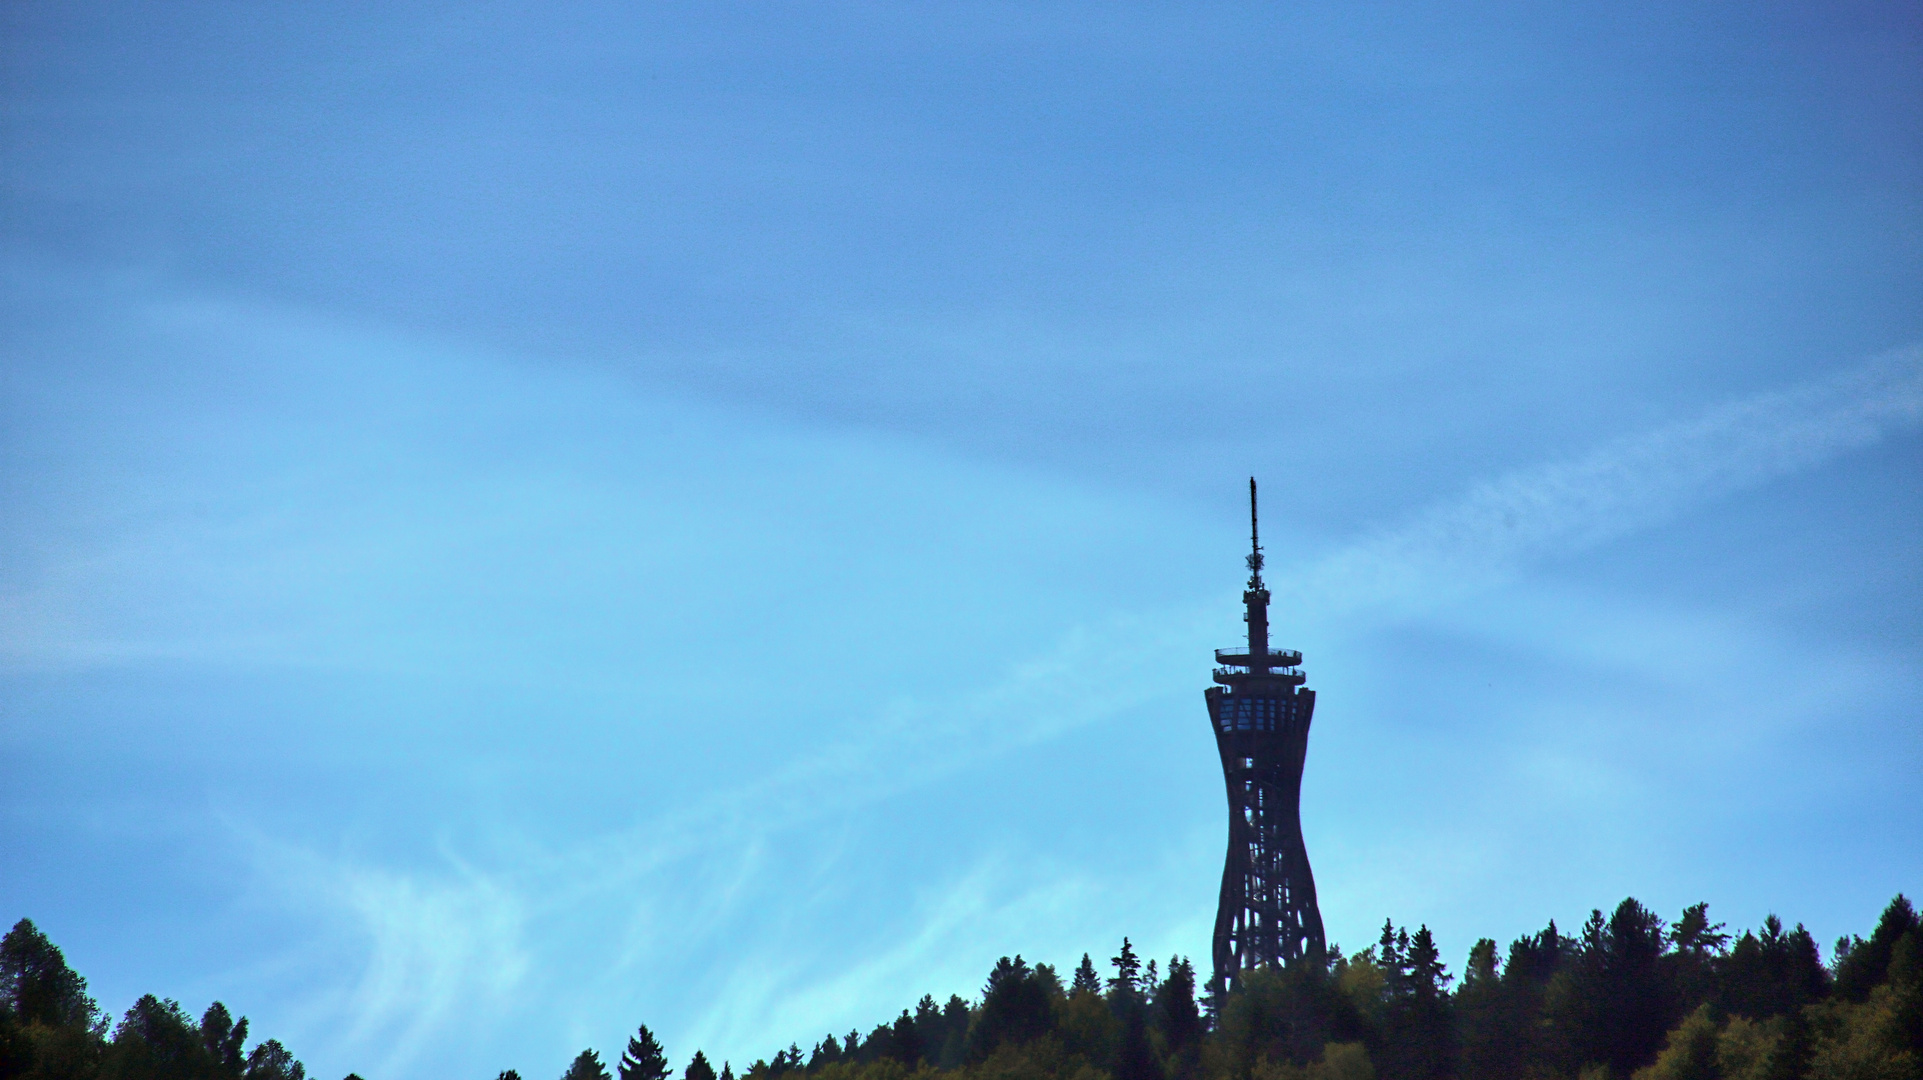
<box><xmin>1834</xmin><ymin>894</ymin><xmax>1920</xmax><ymax>1001</ymax></box>
<box><xmin>685</xmin><ymin>1049</ymin><xmax>717</xmax><ymax>1080</ymax></box>
<box><xmin>1109</xmin><ymin>937</ymin><xmax>1142</xmax><ymax>998</ymax></box>
<box><xmin>1072</xmin><ymin>953</ymin><xmax>1102</xmax><ymax>996</ymax></box>
<box><xmin>1155</xmin><ymin>955</ymin><xmax>1203</xmax><ymax>1051</ymax></box>
<box><xmin>619</xmin><ymin>1025</ymin><xmax>670</xmax><ymax>1080</ymax></box>
<box><xmin>562</xmin><ymin>1049</ymin><xmax>612</xmax><ymax>1080</ymax></box>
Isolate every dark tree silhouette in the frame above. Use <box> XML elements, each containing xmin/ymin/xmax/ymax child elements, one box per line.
<box><xmin>1153</xmin><ymin>955</ymin><xmax>1204</xmax><ymax>1053</ymax></box>
<box><xmin>1109</xmin><ymin>938</ymin><xmax>1142</xmax><ymax>999</ymax></box>
<box><xmin>1559</xmin><ymin>898</ymin><xmax>1675</xmax><ymax>1077</ymax></box>
<box><xmin>1719</xmin><ymin>914</ymin><xmax>1830</xmax><ymax>1020</ymax></box>
<box><xmin>969</xmin><ymin>956</ymin><xmax>1055</xmax><ymax>1059</ymax></box>
<box><xmin>619</xmin><ymin>1025</ymin><xmax>670</xmax><ymax>1080</ymax></box>
<box><xmin>684</xmin><ymin>1050</ymin><xmax>716</xmax><ymax>1080</ymax></box>
<box><xmin>1835</xmin><ymin>894</ymin><xmax>1920</xmax><ymax>1002</ymax></box>
<box><xmin>1</xmin><ymin>918</ymin><xmax>97</xmax><ymax>1028</ymax></box>
<box><xmin>199</xmin><ymin>1001</ymin><xmax>248</xmax><ymax>1077</ymax></box>
<box><xmin>1071</xmin><ymin>954</ymin><xmax>1102</xmax><ymax>996</ymax></box>
<box><xmin>562</xmin><ymin>1049</ymin><xmax>611</xmax><ymax>1080</ymax></box>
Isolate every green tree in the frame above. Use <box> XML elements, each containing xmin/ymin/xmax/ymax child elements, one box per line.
<box><xmin>244</xmin><ymin>1038</ymin><xmax>307</xmax><ymax>1080</ymax></box>
<box><xmin>1669</xmin><ymin>902</ymin><xmax>1731</xmax><ymax>1009</ymax></box>
<box><xmin>1073</xmin><ymin>954</ymin><xmax>1103</xmax><ymax>997</ymax></box>
<box><xmin>884</xmin><ymin>1009</ymin><xmax>922</xmax><ymax>1064</ymax></box>
<box><xmin>1719</xmin><ymin>915</ymin><xmax>1830</xmax><ymax>1021</ymax></box>
<box><xmin>1111</xmin><ymin>939</ymin><xmax>1144</xmax><ymax>999</ymax></box>
<box><xmin>619</xmin><ymin>1025</ymin><xmax>669</xmax><ymax>1080</ymax></box>
<box><xmin>969</xmin><ymin>955</ymin><xmax>1055</xmax><ymax>1059</ymax></box>
<box><xmin>806</xmin><ymin>1036</ymin><xmax>840</xmax><ymax>1070</ymax></box>
<box><xmin>1154</xmin><ymin>955</ymin><xmax>1204</xmax><ymax>1054</ymax></box>
<box><xmin>910</xmin><ymin>994</ymin><xmax>944</xmax><ymax>1063</ymax></box>
<box><xmin>1455</xmin><ymin>938</ymin><xmax>1509</xmax><ymax>1080</ymax></box>
<box><xmin>100</xmin><ymin>994</ymin><xmax>207</xmax><ymax>1080</ymax></box>
<box><xmin>1114</xmin><ymin>1004</ymin><xmax>1157</xmax><ymax>1080</ymax></box>
<box><xmin>562</xmin><ymin>1049</ymin><xmax>611</xmax><ymax>1080</ymax></box>
<box><xmin>1834</xmin><ymin>895</ymin><xmax>1920</xmax><ymax>1003</ymax></box>
<box><xmin>200</xmin><ymin>1001</ymin><xmax>248</xmax><ymax>1077</ymax></box>
<box><xmin>1558</xmin><ymin>899</ymin><xmax>1677</xmax><ymax>1078</ymax></box>
<box><xmin>1377</xmin><ymin>925</ymin><xmax>1452</xmax><ymax>1080</ymax></box>
<box><xmin>1215</xmin><ymin>963</ymin><xmax>1366</xmax><ymax>1074</ymax></box>
<box><xmin>683</xmin><ymin>1051</ymin><xmax>716</xmax><ymax>1080</ymax></box>
<box><xmin>936</xmin><ymin>994</ymin><xmax>972</xmax><ymax>1067</ymax></box>
<box><xmin>1</xmin><ymin>918</ymin><xmax>98</xmax><ymax>1029</ymax></box>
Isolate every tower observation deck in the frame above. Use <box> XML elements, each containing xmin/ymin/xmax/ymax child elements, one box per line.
<box><xmin>1205</xmin><ymin>478</ymin><xmax>1326</xmax><ymax>993</ymax></box>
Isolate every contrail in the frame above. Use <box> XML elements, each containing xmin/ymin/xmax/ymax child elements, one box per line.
<box><xmin>1290</xmin><ymin>343</ymin><xmax>1923</xmax><ymax>618</ymax></box>
<box><xmin>261</xmin><ymin>342</ymin><xmax>1923</xmax><ymax>1069</ymax></box>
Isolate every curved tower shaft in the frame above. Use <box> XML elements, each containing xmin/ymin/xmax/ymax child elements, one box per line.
<box><xmin>1206</xmin><ymin>478</ymin><xmax>1325</xmax><ymax>993</ymax></box>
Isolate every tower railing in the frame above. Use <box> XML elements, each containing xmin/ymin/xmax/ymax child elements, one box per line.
<box><xmin>1213</xmin><ymin>647</ymin><xmax>1304</xmax><ymax>668</ymax></box>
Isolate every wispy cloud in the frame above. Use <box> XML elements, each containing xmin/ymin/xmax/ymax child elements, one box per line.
<box><xmin>250</xmin><ymin>342</ymin><xmax>1921</xmax><ymax>1069</ymax></box>
<box><xmin>1292</xmin><ymin>344</ymin><xmax>1923</xmax><ymax>618</ymax></box>
<box><xmin>246</xmin><ymin>836</ymin><xmax>532</xmax><ymax>1076</ymax></box>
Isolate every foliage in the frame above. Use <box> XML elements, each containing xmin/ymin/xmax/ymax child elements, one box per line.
<box><xmin>7</xmin><ymin>892</ymin><xmax>1917</xmax><ymax>1080</ymax></box>
<box><xmin>622</xmin><ymin>1026</ymin><xmax>671</xmax><ymax>1080</ymax></box>
<box><xmin>0</xmin><ymin>922</ymin><xmax>315</xmax><ymax>1080</ymax></box>
<box><xmin>565</xmin><ymin>1049</ymin><xmax>614</xmax><ymax>1080</ymax></box>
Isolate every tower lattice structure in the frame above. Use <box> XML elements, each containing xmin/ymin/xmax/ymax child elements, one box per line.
<box><xmin>1205</xmin><ymin>478</ymin><xmax>1326</xmax><ymax>993</ymax></box>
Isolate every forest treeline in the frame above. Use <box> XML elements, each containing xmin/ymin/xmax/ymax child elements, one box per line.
<box><xmin>5</xmin><ymin>895</ymin><xmax>1917</xmax><ymax>1080</ymax></box>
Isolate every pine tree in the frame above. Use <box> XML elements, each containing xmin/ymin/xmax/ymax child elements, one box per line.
<box><xmin>0</xmin><ymin>918</ymin><xmax>97</xmax><ymax>1028</ymax></box>
<box><xmin>1834</xmin><ymin>894</ymin><xmax>1920</xmax><ymax>1001</ymax></box>
<box><xmin>884</xmin><ymin>1009</ymin><xmax>922</xmax><ymax>1063</ymax></box>
<box><xmin>244</xmin><ymin>1037</ymin><xmax>308</xmax><ymax>1080</ymax></box>
<box><xmin>719</xmin><ymin>1061</ymin><xmax>734</xmax><ymax>1080</ymax></box>
<box><xmin>1072</xmin><ymin>953</ymin><xmax>1102</xmax><ymax>996</ymax></box>
<box><xmin>619</xmin><ymin>1025</ymin><xmax>670</xmax><ymax>1080</ymax></box>
<box><xmin>1155</xmin><ymin>955</ymin><xmax>1204</xmax><ymax>1052</ymax></box>
<box><xmin>201</xmin><ymin>1000</ymin><xmax>249</xmax><ymax>1077</ymax></box>
<box><xmin>1110</xmin><ymin>937</ymin><xmax>1143</xmax><ymax>998</ymax></box>
<box><xmin>970</xmin><ymin>955</ymin><xmax>1055</xmax><ymax>1058</ymax></box>
<box><xmin>685</xmin><ymin>1049</ymin><xmax>717</xmax><ymax>1080</ymax></box>
<box><xmin>563</xmin><ymin>1049</ymin><xmax>612</xmax><ymax>1080</ymax></box>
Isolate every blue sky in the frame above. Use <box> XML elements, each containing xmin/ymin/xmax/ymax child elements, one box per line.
<box><xmin>2</xmin><ymin>2</ymin><xmax>1919</xmax><ymax>1078</ymax></box>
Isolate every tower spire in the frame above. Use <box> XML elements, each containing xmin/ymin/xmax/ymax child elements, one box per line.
<box><xmin>1247</xmin><ymin>476</ymin><xmax>1264</xmax><ymax>588</ymax></box>
<box><xmin>1244</xmin><ymin>477</ymin><xmax>1270</xmax><ymax>670</ymax></box>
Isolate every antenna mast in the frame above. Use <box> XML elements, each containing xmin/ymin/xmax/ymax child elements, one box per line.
<box><xmin>1247</xmin><ymin>476</ymin><xmax>1264</xmax><ymax>587</ymax></box>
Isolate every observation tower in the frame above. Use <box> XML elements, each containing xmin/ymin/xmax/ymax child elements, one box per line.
<box><xmin>1206</xmin><ymin>478</ymin><xmax>1326</xmax><ymax>993</ymax></box>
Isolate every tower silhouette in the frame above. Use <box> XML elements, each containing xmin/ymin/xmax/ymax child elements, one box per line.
<box><xmin>1206</xmin><ymin>478</ymin><xmax>1326</xmax><ymax>993</ymax></box>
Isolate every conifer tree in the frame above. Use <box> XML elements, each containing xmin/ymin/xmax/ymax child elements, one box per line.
<box><xmin>1834</xmin><ymin>894</ymin><xmax>1920</xmax><ymax>1001</ymax></box>
<box><xmin>970</xmin><ymin>955</ymin><xmax>1055</xmax><ymax>1058</ymax></box>
<box><xmin>619</xmin><ymin>1025</ymin><xmax>670</xmax><ymax>1080</ymax></box>
<box><xmin>244</xmin><ymin>1037</ymin><xmax>307</xmax><ymax>1080</ymax></box>
<box><xmin>201</xmin><ymin>1000</ymin><xmax>249</xmax><ymax>1076</ymax></box>
<box><xmin>1110</xmin><ymin>938</ymin><xmax>1142</xmax><ymax>998</ymax></box>
<box><xmin>0</xmin><ymin>918</ymin><xmax>97</xmax><ymax>1028</ymax></box>
<box><xmin>884</xmin><ymin>1009</ymin><xmax>922</xmax><ymax>1063</ymax></box>
<box><xmin>1154</xmin><ymin>955</ymin><xmax>1203</xmax><ymax>1051</ymax></box>
<box><xmin>563</xmin><ymin>1049</ymin><xmax>612</xmax><ymax>1080</ymax></box>
<box><xmin>684</xmin><ymin>1050</ymin><xmax>716</xmax><ymax>1080</ymax></box>
<box><xmin>1072</xmin><ymin>953</ymin><xmax>1102</xmax><ymax>996</ymax></box>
